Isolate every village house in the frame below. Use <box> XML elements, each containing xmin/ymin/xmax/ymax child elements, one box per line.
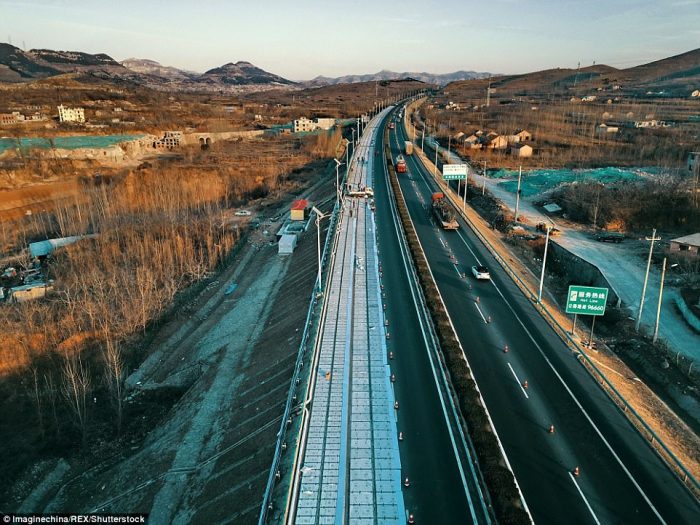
<box><xmin>596</xmin><ymin>123</ymin><xmax>619</xmax><ymax>135</ymax></box>
<box><xmin>669</xmin><ymin>233</ymin><xmax>700</xmax><ymax>258</ymax></box>
<box><xmin>483</xmin><ymin>134</ymin><xmax>508</xmax><ymax>150</ymax></box>
<box><xmin>293</xmin><ymin>117</ymin><xmax>337</xmax><ymax>133</ymax></box>
<box><xmin>510</xmin><ymin>129</ymin><xmax>532</xmax><ymax>143</ymax></box>
<box><xmin>510</xmin><ymin>143</ymin><xmax>533</xmax><ymax>158</ymax></box>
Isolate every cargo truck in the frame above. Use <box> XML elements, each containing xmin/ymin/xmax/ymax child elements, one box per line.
<box><xmin>431</xmin><ymin>192</ymin><xmax>459</xmax><ymax>230</ymax></box>
<box><xmin>395</xmin><ymin>155</ymin><xmax>407</xmax><ymax>173</ymax></box>
<box><xmin>404</xmin><ymin>141</ymin><xmax>413</xmax><ymax>155</ymax></box>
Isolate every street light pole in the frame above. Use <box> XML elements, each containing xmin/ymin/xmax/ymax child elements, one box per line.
<box><xmin>312</xmin><ymin>206</ymin><xmax>327</xmax><ymax>291</ymax></box>
<box><xmin>653</xmin><ymin>257</ymin><xmax>667</xmax><ymax>343</ymax></box>
<box><xmin>334</xmin><ymin>159</ymin><xmax>343</xmax><ymax>208</ymax></box>
<box><xmin>636</xmin><ymin>228</ymin><xmax>661</xmax><ymax>332</ymax></box>
<box><xmin>514</xmin><ymin>166</ymin><xmax>522</xmax><ymax>222</ymax></box>
<box><xmin>538</xmin><ymin>225</ymin><xmax>551</xmax><ymax>303</ymax></box>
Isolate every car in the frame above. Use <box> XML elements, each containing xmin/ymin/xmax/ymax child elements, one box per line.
<box><xmin>471</xmin><ymin>265</ymin><xmax>490</xmax><ymax>280</ymax></box>
<box><xmin>595</xmin><ymin>232</ymin><xmax>625</xmax><ymax>243</ymax></box>
<box><xmin>234</xmin><ymin>210</ymin><xmax>252</xmax><ymax>217</ymax></box>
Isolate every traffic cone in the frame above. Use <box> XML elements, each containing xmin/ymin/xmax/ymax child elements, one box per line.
<box><xmin>389</xmin><ymin>351</ymin><xmax>394</xmax><ymax>360</ymax></box>
<box><xmin>549</xmin><ymin>424</ymin><xmax>555</xmax><ymax>434</ymax></box>
<box><xmin>404</xmin><ymin>477</ymin><xmax>410</xmax><ymax>488</ymax></box>
<box><xmin>573</xmin><ymin>466</ymin><xmax>580</xmax><ymax>477</ymax></box>
<box><xmin>391</xmin><ymin>373</ymin><xmax>396</xmax><ymax>382</ymax></box>
<box><xmin>398</xmin><ymin>431</ymin><xmax>404</xmax><ymax>441</ymax></box>
<box><xmin>407</xmin><ymin>514</ymin><xmax>415</xmax><ymax>524</ymax></box>
<box><xmin>394</xmin><ymin>401</ymin><xmax>400</xmax><ymax>410</ymax></box>
<box><xmin>503</xmin><ymin>344</ymin><xmax>509</xmax><ymax>353</ymax></box>
<box><xmin>522</xmin><ymin>380</ymin><xmax>528</xmax><ymax>389</ymax></box>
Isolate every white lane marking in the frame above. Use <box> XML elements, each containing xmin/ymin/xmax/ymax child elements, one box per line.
<box><xmin>569</xmin><ymin>471</ymin><xmax>602</xmax><ymax>525</ymax></box>
<box><xmin>453</xmin><ymin>264</ymin><xmax>462</xmax><ymax>278</ymax></box>
<box><xmin>412</xmin><ymin>153</ymin><xmax>667</xmax><ymax>523</ymax></box>
<box><xmin>474</xmin><ymin>302</ymin><xmax>488</xmax><ymax>324</ymax></box>
<box><xmin>382</xmin><ymin>128</ymin><xmax>482</xmax><ymax>522</ymax></box>
<box><xmin>490</xmin><ymin>266</ymin><xmax>667</xmax><ymax>524</ymax></box>
<box><xmin>508</xmin><ymin>362</ymin><xmax>530</xmax><ymax>399</ymax></box>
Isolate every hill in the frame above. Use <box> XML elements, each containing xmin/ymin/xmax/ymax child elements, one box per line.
<box><xmin>198</xmin><ymin>61</ymin><xmax>294</xmax><ymax>86</ymax></box>
<box><xmin>444</xmin><ymin>48</ymin><xmax>700</xmax><ymax>99</ymax></box>
<box><xmin>304</xmin><ymin>69</ymin><xmax>490</xmax><ymax>87</ymax></box>
<box><xmin>120</xmin><ymin>58</ymin><xmax>198</xmax><ymax>82</ymax></box>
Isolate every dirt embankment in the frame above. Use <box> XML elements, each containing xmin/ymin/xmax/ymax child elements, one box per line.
<box><xmin>2</xmin><ymin>158</ymin><xmax>336</xmax><ymax>523</ymax></box>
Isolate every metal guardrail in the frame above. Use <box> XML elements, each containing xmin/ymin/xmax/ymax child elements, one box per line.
<box><xmin>257</xmin><ymin>172</ymin><xmax>345</xmax><ymax>525</ymax></box>
<box><xmin>408</xmin><ymin>123</ymin><xmax>700</xmax><ymax>499</ymax></box>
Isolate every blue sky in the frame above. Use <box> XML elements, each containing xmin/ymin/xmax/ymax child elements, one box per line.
<box><xmin>1</xmin><ymin>0</ymin><xmax>698</xmax><ymax>80</ymax></box>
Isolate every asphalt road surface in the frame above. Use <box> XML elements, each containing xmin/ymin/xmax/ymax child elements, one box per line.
<box><xmin>380</xmin><ymin>113</ymin><xmax>700</xmax><ymax>524</ymax></box>
<box><xmin>373</xmin><ymin>110</ymin><xmax>492</xmax><ymax>524</ymax></box>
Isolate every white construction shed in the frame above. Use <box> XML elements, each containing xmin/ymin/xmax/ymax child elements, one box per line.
<box><xmin>278</xmin><ymin>234</ymin><xmax>298</xmax><ymax>255</ymax></box>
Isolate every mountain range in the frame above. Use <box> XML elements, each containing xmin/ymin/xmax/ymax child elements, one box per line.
<box><xmin>1</xmin><ymin>43</ymin><xmax>698</xmax><ymax>96</ymax></box>
<box><xmin>0</xmin><ymin>44</ymin><xmax>296</xmax><ymax>92</ymax></box>
<box><xmin>304</xmin><ymin>69</ymin><xmax>491</xmax><ymax>87</ymax></box>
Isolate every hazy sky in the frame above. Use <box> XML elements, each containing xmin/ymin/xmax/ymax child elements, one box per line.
<box><xmin>1</xmin><ymin>0</ymin><xmax>698</xmax><ymax>80</ymax></box>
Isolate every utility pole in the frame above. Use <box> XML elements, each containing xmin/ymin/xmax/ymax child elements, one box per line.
<box><xmin>538</xmin><ymin>225</ymin><xmax>551</xmax><ymax>303</ymax></box>
<box><xmin>636</xmin><ymin>228</ymin><xmax>662</xmax><ymax>332</ymax></box>
<box><xmin>486</xmin><ymin>81</ymin><xmax>491</xmax><ymax>108</ymax></box>
<box><xmin>434</xmin><ymin>144</ymin><xmax>439</xmax><ymax>177</ymax></box>
<box><xmin>462</xmin><ymin>172</ymin><xmax>467</xmax><ymax>212</ymax></box>
<box><xmin>421</xmin><ymin>127</ymin><xmax>425</xmax><ymax>151</ymax></box>
<box><xmin>653</xmin><ymin>257</ymin><xmax>667</xmax><ymax>343</ymax></box>
<box><xmin>514</xmin><ymin>166</ymin><xmax>522</xmax><ymax>222</ymax></box>
<box><xmin>482</xmin><ymin>160</ymin><xmax>487</xmax><ymax>195</ymax></box>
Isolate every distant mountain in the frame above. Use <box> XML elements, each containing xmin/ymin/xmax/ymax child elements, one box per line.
<box><xmin>120</xmin><ymin>58</ymin><xmax>197</xmax><ymax>82</ymax></box>
<box><xmin>0</xmin><ymin>44</ymin><xmax>297</xmax><ymax>93</ymax></box>
<box><xmin>444</xmin><ymin>48</ymin><xmax>700</xmax><ymax>98</ymax></box>
<box><xmin>0</xmin><ymin>43</ymin><xmax>60</xmax><ymax>82</ymax></box>
<box><xmin>199</xmin><ymin>61</ymin><xmax>294</xmax><ymax>86</ymax></box>
<box><xmin>303</xmin><ymin>69</ymin><xmax>491</xmax><ymax>87</ymax></box>
<box><xmin>31</xmin><ymin>48</ymin><xmax>121</xmax><ymax>68</ymax></box>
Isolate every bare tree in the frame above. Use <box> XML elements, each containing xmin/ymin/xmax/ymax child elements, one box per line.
<box><xmin>61</xmin><ymin>353</ymin><xmax>91</xmax><ymax>446</ymax></box>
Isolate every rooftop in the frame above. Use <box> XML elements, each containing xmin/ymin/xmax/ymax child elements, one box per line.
<box><xmin>671</xmin><ymin>233</ymin><xmax>700</xmax><ymax>247</ymax></box>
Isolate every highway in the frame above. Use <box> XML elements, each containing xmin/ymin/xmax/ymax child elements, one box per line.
<box><xmin>382</xmin><ymin>111</ymin><xmax>700</xmax><ymax>524</ymax></box>
<box><xmin>373</xmin><ymin>115</ymin><xmax>492</xmax><ymax>523</ymax></box>
<box><xmin>284</xmin><ymin>106</ymin><xmax>493</xmax><ymax>525</ymax></box>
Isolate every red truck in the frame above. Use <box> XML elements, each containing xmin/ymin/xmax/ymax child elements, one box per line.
<box><xmin>395</xmin><ymin>155</ymin><xmax>407</xmax><ymax>173</ymax></box>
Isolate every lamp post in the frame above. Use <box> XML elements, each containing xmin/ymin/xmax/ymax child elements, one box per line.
<box><xmin>334</xmin><ymin>158</ymin><xmax>343</xmax><ymax>207</ymax></box>
<box><xmin>312</xmin><ymin>206</ymin><xmax>327</xmax><ymax>292</ymax></box>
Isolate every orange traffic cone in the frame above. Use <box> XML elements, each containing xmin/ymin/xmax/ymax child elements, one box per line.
<box><xmin>549</xmin><ymin>425</ymin><xmax>555</xmax><ymax>434</ymax></box>
<box><xmin>573</xmin><ymin>466</ymin><xmax>580</xmax><ymax>477</ymax></box>
<box><xmin>407</xmin><ymin>514</ymin><xmax>415</xmax><ymax>524</ymax></box>
<box><xmin>522</xmin><ymin>380</ymin><xmax>528</xmax><ymax>389</ymax></box>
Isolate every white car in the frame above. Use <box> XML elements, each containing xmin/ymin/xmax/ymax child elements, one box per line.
<box><xmin>471</xmin><ymin>265</ymin><xmax>490</xmax><ymax>280</ymax></box>
<box><xmin>234</xmin><ymin>210</ymin><xmax>252</xmax><ymax>217</ymax></box>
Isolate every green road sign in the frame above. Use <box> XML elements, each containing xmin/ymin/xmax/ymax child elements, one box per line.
<box><xmin>442</xmin><ymin>164</ymin><xmax>467</xmax><ymax>180</ymax></box>
<box><xmin>566</xmin><ymin>285</ymin><xmax>609</xmax><ymax>315</ymax></box>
